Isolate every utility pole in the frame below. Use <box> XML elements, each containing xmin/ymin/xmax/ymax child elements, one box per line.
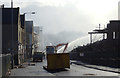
<box><xmin>11</xmin><ymin>0</ymin><xmax>13</xmax><ymax>8</ymax></box>
<box><xmin>11</xmin><ymin>0</ymin><xmax>14</xmax><ymax>69</ymax></box>
<box><xmin>103</xmin><ymin>25</ymin><xmax>106</xmax><ymax>39</ymax></box>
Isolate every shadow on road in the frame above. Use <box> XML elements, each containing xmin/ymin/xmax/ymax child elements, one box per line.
<box><xmin>45</xmin><ymin>69</ymin><xmax>69</xmax><ymax>73</ymax></box>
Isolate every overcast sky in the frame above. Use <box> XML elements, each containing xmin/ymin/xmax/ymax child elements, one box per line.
<box><xmin>0</xmin><ymin>0</ymin><xmax>119</xmax><ymax>34</ymax></box>
<box><xmin>1</xmin><ymin>0</ymin><xmax>120</xmax><ymax>47</ymax></box>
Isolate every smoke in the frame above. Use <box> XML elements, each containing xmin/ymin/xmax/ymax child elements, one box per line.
<box><xmin>43</xmin><ymin>31</ymin><xmax>85</xmax><ymax>50</ymax></box>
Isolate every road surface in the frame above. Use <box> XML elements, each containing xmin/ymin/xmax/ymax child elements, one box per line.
<box><xmin>10</xmin><ymin>60</ymin><xmax>119</xmax><ymax>76</ymax></box>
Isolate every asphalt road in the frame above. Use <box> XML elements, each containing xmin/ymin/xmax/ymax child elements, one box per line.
<box><xmin>10</xmin><ymin>60</ymin><xmax>119</xmax><ymax>76</ymax></box>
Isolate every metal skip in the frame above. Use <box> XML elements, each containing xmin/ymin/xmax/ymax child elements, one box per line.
<box><xmin>43</xmin><ymin>43</ymin><xmax>70</xmax><ymax>70</ymax></box>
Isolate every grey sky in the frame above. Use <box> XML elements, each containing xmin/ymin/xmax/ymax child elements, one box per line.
<box><xmin>0</xmin><ymin>0</ymin><xmax>119</xmax><ymax>34</ymax></box>
<box><xmin>1</xmin><ymin>0</ymin><xmax>119</xmax><ymax>47</ymax></box>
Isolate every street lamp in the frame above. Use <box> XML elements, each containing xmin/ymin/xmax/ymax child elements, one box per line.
<box><xmin>25</xmin><ymin>12</ymin><xmax>35</xmax><ymax>14</ymax></box>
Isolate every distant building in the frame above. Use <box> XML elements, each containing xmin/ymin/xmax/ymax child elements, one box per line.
<box><xmin>1</xmin><ymin>7</ymin><xmax>22</xmax><ymax>65</ymax></box>
<box><xmin>33</xmin><ymin>32</ymin><xmax>38</xmax><ymax>52</ymax></box>
<box><xmin>25</xmin><ymin>21</ymin><xmax>33</xmax><ymax>58</ymax></box>
<box><xmin>34</xmin><ymin>27</ymin><xmax>41</xmax><ymax>52</ymax></box>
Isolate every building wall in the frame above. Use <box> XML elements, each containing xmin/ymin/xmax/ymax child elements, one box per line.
<box><xmin>17</xmin><ymin>13</ymin><xmax>23</xmax><ymax>65</ymax></box>
<box><xmin>2</xmin><ymin>8</ymin><xmax>23</xmax><ymax>65</ymax></box>
<box><xmin>20</xmin><ymin>28</ymin><xmax>25</xmax><ymax>63</ymax></box>
<box><xmin>107</xmin><ymin>21</ymin><xmax>120</xmax><ymax>40</ymax></box>
<box><xmin>20</xmin><ymin>14</ymin><xmax>26</xmax><ymax>62</ymax></box>
<box><xmin>2</xmin><ymin>24</ymin><xmax>18</xmax><ymax>54</ymax></box>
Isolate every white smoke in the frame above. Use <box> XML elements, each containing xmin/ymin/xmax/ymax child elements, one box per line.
<box><xmin>57</xmin><ymin>34</ymin><xmax>104</xmax><ymax>53</ymax></box>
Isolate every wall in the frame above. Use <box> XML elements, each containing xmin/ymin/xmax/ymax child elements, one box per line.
<box><xmin>0</xmin><ymin>54</ymin><xmax>11</xmax><ymax>77</ymax></box>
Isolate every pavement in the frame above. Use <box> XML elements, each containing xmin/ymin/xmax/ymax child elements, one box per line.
<box><xmin>10</xmin><ymin>60</ymin><xmax>54</xmax><ymax>76</ymax></box>
<box><xmin>71</xmin><ymin>60</ymin><xmax>120</xmax><ymax>74</ymax></box>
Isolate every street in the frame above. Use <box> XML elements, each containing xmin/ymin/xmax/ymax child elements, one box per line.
<box><xmin>10</xmin><ymin>60</ymin><xmax>119</xmax><ymax>76</ymax></box>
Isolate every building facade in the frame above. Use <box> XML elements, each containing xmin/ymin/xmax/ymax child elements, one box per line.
<box><xmin>20</xmin><ymin>14</ymin><xmax>26</xmax><ymax>63</ymax></box>
<box><xmin>1</xmin><ymin>7</ymin><xmax>22</xmax><ymax>65</ymax></box>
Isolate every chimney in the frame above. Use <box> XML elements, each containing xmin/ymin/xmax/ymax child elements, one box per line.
<box><xmin>11</xmin><ymin>0</ymin><xmax>13</xmax><ymax>8</ymax></box>
<box><xmin>0</xmin><ymin>4</ymin><xmax>4</xmax><ymax>8</ymax></box>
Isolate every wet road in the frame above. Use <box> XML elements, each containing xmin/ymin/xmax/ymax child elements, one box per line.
<box><xmin>10</xmin><ymin>60</ymin><xmax>119</xmax><ymax>76</ymax></box>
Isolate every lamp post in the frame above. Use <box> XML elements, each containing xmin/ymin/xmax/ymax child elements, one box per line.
<box><xmin>23</xmin><ymin>12</ymin><xmax>35</xmax><ymax>62</ymax></box>
<box><xmin>11</xmin><ymin>3</ymin><xmax>14</xmax><ymax>69</ymax></box>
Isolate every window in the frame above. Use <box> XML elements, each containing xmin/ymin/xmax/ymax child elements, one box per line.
<box><xmin>80</xmin><ymin>53</ymin><xmax>84</xmax><ymax>57</ymax></box>
<box><xmin>113</xmin><ymin>32</ymin><xmax>116</xmax><ymax>39</ymax></box>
